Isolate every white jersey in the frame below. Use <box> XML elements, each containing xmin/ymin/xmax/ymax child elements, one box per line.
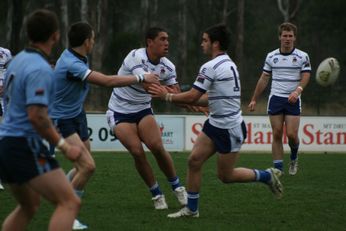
<box><xmin>193</xmin><ymin>53</ymin><xmax>243</xmax><ymax>129</ymax></box>
<box><xmin>108</xmin><ymin>48</ymin><xmax>177</xmax><ymax>113</ymax></box>
<box><xmin>0</xmin><ymin>47</ymin><xmax>12</xmax><ymax>113</ymax></box>
<box><xmin>0</xmin><ymin>47</ymin><xmax>12</xmax><ymax>88</ymax></box>
<box><xmin>263</xmin><ymin>48</ymin><xmax>311</xmax><ymax>97</ymax></box>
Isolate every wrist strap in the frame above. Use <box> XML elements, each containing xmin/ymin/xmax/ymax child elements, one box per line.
<box><xmin>57</xmin><ymin>137</ymin><xmax>65</xmax><ymax>149</ymax></box>
<box><xmin>135</xmin><ymin>74</ymin><xmax>145</xmax><ymax>83</ymax></box>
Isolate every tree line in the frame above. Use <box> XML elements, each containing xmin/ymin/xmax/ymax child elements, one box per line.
<box><xmin>1</xmin><ymin>0</ymin><xmax>345</xmax><ymax>115</ymax></box>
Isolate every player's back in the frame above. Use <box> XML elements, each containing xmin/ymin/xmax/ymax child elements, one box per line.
<box><xmin>51</xmin><ymin>49</ymin><xmax>91</xmax><ymax>119</ymax></box>
<box><xmin>194</xmin><ymin>54</ymin><xmax>243</xmax><ymax>129</ymax></box>
<box><xmin>0</xmin><ymin>49</ymin><xmax>54</xmax><ymax>137</ymax></box>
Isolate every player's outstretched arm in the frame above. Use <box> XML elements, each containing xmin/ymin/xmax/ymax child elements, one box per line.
<box><xmin>149</xmin><ymin>84</ymin><xmax>205</xmax><ymax>105</ymax></box>
<box><xmin>87</xmin><ymin>71</ymin><xmax>159</xmax><ymax>87</ymax></box>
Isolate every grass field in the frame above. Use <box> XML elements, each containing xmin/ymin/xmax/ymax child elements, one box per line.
<box><xmin>1</xmin><ymin>152</ymin><xmax>346</xmax><ymax>231</ymax></box>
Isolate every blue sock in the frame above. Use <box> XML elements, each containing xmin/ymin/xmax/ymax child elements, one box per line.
<box><xmin>253</xmin><ymin>169</ymin><xmax>271</xmax><ymax>183</ymax></box>
<box><xmin>187</xmin><ymin>192</ymin><xmax>199</xmax><ymax>212</ymax></box>
<box><xmin>168</xmin><ymin>176</ymin><xmax>181</xmax><ymax>191</ymax></box>
<box><xmin>149</xmin><ymin>182</ymin><xmax>162</xmax><ymax>197</ymax></box>
<box><xmin>273</xmin><ymin>160</ymin><xmax>283</xmax><ymax>172</ymax></box>
<box><xmin>289</xmin><ymin>141</ymin><xmax>299</xmax><ymax>161</ymax></box>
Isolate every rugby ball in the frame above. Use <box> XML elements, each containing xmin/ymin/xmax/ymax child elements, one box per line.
<box><xmin>315</xmin><ymin>57</ymin><xmax>340</xmax><ymax>87</ymax></box>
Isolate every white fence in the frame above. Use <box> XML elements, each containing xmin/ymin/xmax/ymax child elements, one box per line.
<box><xmin>87</xmin><ymin>114</ymin><xmax>346</xmax><ymax>153</ymax></box>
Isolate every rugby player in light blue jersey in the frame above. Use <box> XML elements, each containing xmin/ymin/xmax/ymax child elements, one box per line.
<box><xmin>106</xmin><ymin>27</ymin><xmax>187</xmax><ymax>210</ymax></box>
<box><xmin>0</xmin><ymin>9</ymin><xmax>82</xmax><ymax>231</ymax></box>
<box><xmin>149</xmin><ymin>24</ymin><xmax>283</xmax><ymax>218</ymax></box>
<box><xmin>248</xmin><ymin>22</ymin><xmax>311</xmax><ymax>175</ymax></box>
<box><xmin>51</xmin><ymin>22</ymin><xmax>158</xmax><ymax>230</ymax></box>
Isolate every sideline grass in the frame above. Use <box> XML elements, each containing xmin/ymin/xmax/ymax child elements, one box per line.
<box><xmin>1</xmin><ymin>152</ymin><xmax>346</xmax><ymax>230</ymax></box>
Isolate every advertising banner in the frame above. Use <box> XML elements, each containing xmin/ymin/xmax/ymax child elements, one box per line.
<box><xmin>87</xmin><ymin>114</ymin><xmax>185</xmax><ymax>151</ymax></box>
<box><xmin>185</xmin><ymin>116</ymin><xmax>346</xmax><ymax>152</ymax></box>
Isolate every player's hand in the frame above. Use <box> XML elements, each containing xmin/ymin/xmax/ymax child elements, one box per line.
<box><xmin>164</xmin><ymin>85</ymin><xmax>179</xmax><ymax>93</ymax></box>
<box><xmin>143</xmin><ymin>73</ymin><xmax>159</xmax><ymax>84</ymax></box>
<box><xmin>288</xmin><ymin>91</ymin><xmax>299</xmax><ymax>104</ymax></box>
<box><xmin>248</xmin><ymin>100</ymin><xmax>256</xmax><ymax>111</ymax></box>
<box><xmin>148</xmin><ymin>84</ymin><xmax>168</xmax><ymax>99</ymax></box>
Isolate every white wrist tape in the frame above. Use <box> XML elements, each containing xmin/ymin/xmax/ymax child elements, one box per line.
<box><xmin>57</xmin><ymin>137</ymin><xmax>65</xmax><ymax>149</ymax></box>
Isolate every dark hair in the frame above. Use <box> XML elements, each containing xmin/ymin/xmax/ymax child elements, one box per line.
<box><xmin>68</xmin><ymin>22</ymin><xmax>93</xmax><ymax>47</ymax></box>
<box><xmin>26</xmin><ymin>9</ymin><xmax>59</xmax><ymax>43</ymax></box>
<box><xmin>204</xmin><ymin>24</ymin><xmax>230</xmax><ymax>51</ymax></box>
<box><xmin>145</xmin><ymin>27</ymin><xmax>166</xmax><ymax>47</ymax></box>
<box><xmin>278</xmin><ymin>22</ymin><xmax>297</xmax><ymax>36</ymax></box>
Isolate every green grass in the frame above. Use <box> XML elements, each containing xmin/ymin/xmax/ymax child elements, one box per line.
<box><xmin>1</xmin><ymin>152</ymin><xmax>346</xmax><ymax>230</ymax></box>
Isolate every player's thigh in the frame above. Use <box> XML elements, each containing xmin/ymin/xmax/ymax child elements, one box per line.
<box><xmin>269</xmin><ymin>114</ymin><xmax>285</xmax><ymax>135</ymax></box>
<box><xmin>285</xmin><ymin>115</ymin><xmax>300</xmax><ymax>135</ymax></box>
<box><xmin>8</xmin><ymin>183</ymin><xmax>40</xmax><ymax>210</ymax></box>
<box><xmin>217</xmin><ymin>152</ymin><xmax>239</xmax><ymax>175</ymax></box>
<box><xmin>28</xmin><ymin>168</ymin><xmax>78</xmax><ymax>205</ymax></box>
<box><xmin>138</xmin><ymin>115</ymin><xmax>163</xmax><ymax>148</ymax></box>
<box><xmin>114</xmin><ymin>122</ymin><xmax>144</xmax><ymax>152</ymax></box>
<box><xmin>189</xmin><ymin>132</ymin><xmax>215</xmax><ymax>167</ymax></box>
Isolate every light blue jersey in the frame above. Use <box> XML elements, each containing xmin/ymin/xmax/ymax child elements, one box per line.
<box><xmin>0</xmin><ymin>48</ymin><xmax>54</xmax><ymax>137</ymax></box>
<box><xmin>51</xmin><ymin>48</ymin><xmax>92</xmax><ymax>119</ymax></box>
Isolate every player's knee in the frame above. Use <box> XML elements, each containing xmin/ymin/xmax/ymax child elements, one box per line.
<box><xmin>187</xmin><ymin>155</ymin><xmax>202</xmax><ymax>170</ymax></box>
<box><xmin>60</xmin><ymin>195</ymin><xmax>81</xmax><ymax>215</ymax></box>
<box><xmin>69</xmin><ymin>195</ymin><xmax>81</xmax><ymax>212</ymax></box>
<box><xmin>146</xmin><ymin>142</ymin><xmax>164</xmax><ymax>154</ymax></box>
<box><xmin>286</xmin><ymin>132</ymin><xmax>297</xmax><ymax>141</ymax></box>
<box><xmin>217</xmin><ymin>172</ymin><xmax>234</xmax><ymax>183</ymax></box>
<box><xmin>85</xmin><ymin>161</ymin><xmax>96</xmax><ymax>175</ymax></box>
<box><xmin>129</xmin><ymin>147</ymin><xmax>145</xmax><ymax>159</ymax></box>
<box><xmin>79</xmin><ymin>160</ymin><xmax>96</xmax><ymax>177</ymax></box>
<box><xmin>272</xmin><ymin>129</ymin><xmax>283</xmax><ymax>140</ymax></box>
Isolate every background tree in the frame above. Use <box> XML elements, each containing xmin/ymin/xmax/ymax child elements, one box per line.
<box><xmin>0</xmin><ymin>0</ymin><xmax>344</xmax><ymax>115</ymax></box>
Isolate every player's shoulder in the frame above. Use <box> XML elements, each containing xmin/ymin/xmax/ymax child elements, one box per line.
<box><xmin>160</xmin><ymin>56</ymin><xmax>175</xmax><ymax>69</ymax></box>
<box><xmin>128</xmin><ymin>48</ymin><xmax>146</xmax><ymax>59</ymax></box>
<box><xmin>202</xmin><ymin>54</ymin><xmax>230</xmax><ymax>70</ymax></box>
<box><xmin>292</xmin><ymin>48</ymin><xmax>309</xmax><ymax>58</ymax></box>
<box><xmin>266</xmin><ymin>48</ymin><xmax>280</xmax><ymax>59</ymax></box>
<box><xmin>0</xmin><ymin>47</ymin><xmax>12</xmax><ymax>60</ymax></box>
<box><xmin>0</xmin><ymin>47</ymin><xmax>11</xmax><ymax>54</ymax></box>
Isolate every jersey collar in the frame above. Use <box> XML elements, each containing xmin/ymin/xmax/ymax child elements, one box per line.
<box><xmin>25</xmin><ymin>47</ymin><xmax>50</xmax><ymax>62</ymax></box>
<box><xmin>279</xmin><ymin>48</ymin><xmax>295</xmax><ymax>56</ymax></box>
<box><xmin>68</xmin><ymin>48</ymin><xmax>88</xmax><ymax>63</ymax></box>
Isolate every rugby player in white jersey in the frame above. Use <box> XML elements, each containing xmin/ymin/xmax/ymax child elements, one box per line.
<box><xmin>51</xmin><ymin>22</ymin><xmax>159</xmax><ymax>230</ymax></box>
<box><xmin>0</xmin><ymin>47</ymin><xmax>12</xmax><ymax>190</ymax></box>
<box><xmin>149</xmin><ymin>24</ymin><xmax>283</xmax><ymax>218</ymax></box>
<box><xmin>248</xmin><ymin>22</ymin><xmax>311</xmax><ymax>175</ymax></box>
<box><xmin>106</xmin><ymin>27</ymin><xmax>187</xmax><ymax>210</ymax></box>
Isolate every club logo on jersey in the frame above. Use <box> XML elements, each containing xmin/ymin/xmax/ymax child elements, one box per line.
<box><xmin>292</xmin><ymin>57</ymin><xmax>297</xmax><ymax>63</ymax></box>
<box><xmin>35</xmin><ymin>88</ymin><xmax>45</xmax><ymax>96</ymax></box>
<box><xmin>273</xmin><ymin>58</ymin><xmax>279</xmax><ymax>64</ymax></box>
<box><xmin>160</xmin><ymin>67</ymin><xmax>165</xmax><ymax>75</ymax></box>
<box><xmin>196</xmin><ymin>74</ymin><xmax>205</xmax><ymax>84</ymax></box>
